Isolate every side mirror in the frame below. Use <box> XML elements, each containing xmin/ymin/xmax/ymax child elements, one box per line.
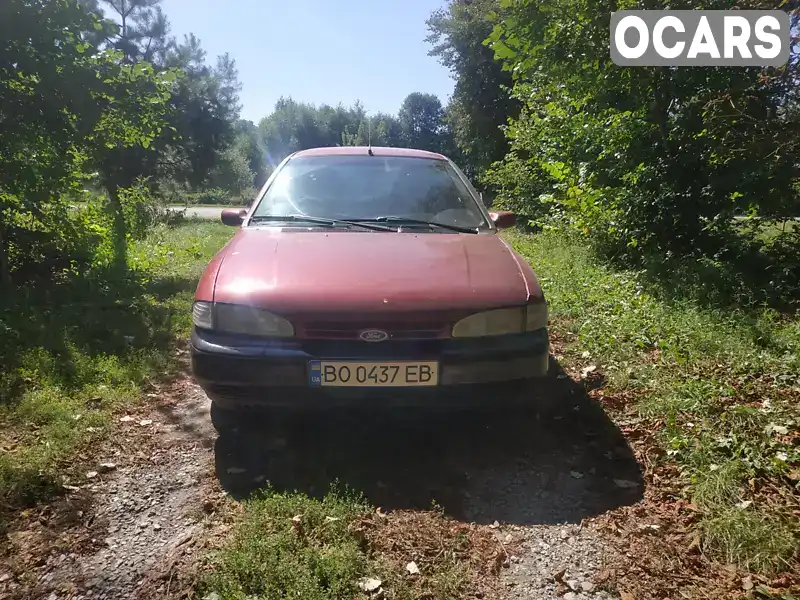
<box><xmin>489</xmin><ymin>210</ymin><xmax>517</xmax><ymax>229</ymax></box>
<box><xmin>221</xmin><ymin>208</ymin><xmax>247</xmax><ymax>227</ymax></box>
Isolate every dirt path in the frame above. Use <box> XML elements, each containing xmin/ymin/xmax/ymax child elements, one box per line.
<box><xmin>3</xmin><ymin>380</ymin><xmax>220</xmax><ymax>600</ymax></box>
<box><xmin>3</xmin><ymin>370</ymin><xmax>644</xmax><ymax>600</ymax></box>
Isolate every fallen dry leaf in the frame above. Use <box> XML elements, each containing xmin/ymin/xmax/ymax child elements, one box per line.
<box><xmin>291</xmin><ymin>515</ymin><xmax>304</xmax><ymax>538</ymax></box>
<box><xmin>620</xmin><ymin>591</ymin><xmax>635</xmax><ymax>600</ymax></box>
<box><xmin>357</xmin><ymin>577</ymin><xmax>382</xmax><ymax>592</ymax></box>
<box><xmin>766</xmin><ymin>424</ymin><xmax>788</xmax><ymax>436</ymax></box>
<box><xmin>687</xmin><ymin>533</ymin><xmax>702</xmax><ymax>552</ymax></box>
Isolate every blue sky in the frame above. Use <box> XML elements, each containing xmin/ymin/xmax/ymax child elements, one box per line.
<box><xmin>160</xmin><ymin>0</ymin><xmax>455</xmax><ymax>124</ymax></box>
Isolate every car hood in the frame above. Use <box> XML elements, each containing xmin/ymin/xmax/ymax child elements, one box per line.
<box><xmin>211</xmin><ymin>229</ymin><xmax>538</xmax><ymax>314</ymax></box>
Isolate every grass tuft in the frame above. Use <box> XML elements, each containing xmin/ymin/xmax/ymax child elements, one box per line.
<box><xmin>201</xmin><ymin>486</ymin><xmax>373</xmax><ymax>600</ymax></box>
<box><xmin>692</xmin><ymin>460</ymin><xmax>748</xmax><ymax>510</ymax></box>
<box><xmin>701</xmin><ymin>508</ymin><xmax>797</xmax><ymax>574</ymax></box>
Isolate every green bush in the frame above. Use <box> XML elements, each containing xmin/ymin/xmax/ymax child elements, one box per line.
<box><xmin>483</xmin><ymin>0</ymin><xmax>800</xmax><ymax>312</ymax></box>
<box><xmin>120</xmin><ymin>182</ymin><xmax>168</xmax><ymax>240</ymax></box>
<box><xmin>5</xmin><ymin>194</ymin><xmax>106</xmax><ymax>280</ymax></box>
<box><xmin>3</xmin><ymin>183</ymin><xmax>188</xmax><ymax>284</ymax></box>
<box><xmin>185</xmin><ymin>187</ymin><xmax>254</xmax><ymax>206</ymax></box>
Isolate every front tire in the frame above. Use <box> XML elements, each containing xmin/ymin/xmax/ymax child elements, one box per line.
<box><xmin>209</xmin><ymin>398</ymin><xmax>248</xmax><ymax>432</ymax></box>
<box><xmin>520</xmin><ymin>355</ymin><xmax>572</xmax><ymax>417</ymax></box>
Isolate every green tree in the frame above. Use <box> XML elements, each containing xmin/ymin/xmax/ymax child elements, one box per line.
<box><xmin>261</xmin><ymin>98</ymin><xmax>322</xmax><ymax>158</ymax></box>
<box><xmin>100</xmin><ymin>0</ymin><xmax>168</xmax><ymax>64</ymax></box>
<box><xmin>486</xmin><ymin>0</ymin><xmax>800</xmax><ymax>265</ymax></box>
<box><xmin>371</xmin><ymin>113</ymin><xmax>405</xmax><ymax>147</ymax></box>
<box><xmin>256</xmin><ymin>95</ymin><xmax>456</xmax><ymax>164</ymax></box>
<box><xmin>98</xmin><ymin>0</ymin><xmax>242</xmax><ymax>195</ymax></box>
<box><xmin>259</xmin><ymin>98</ymin><xmax>372</xmax><ymax>160</ymax></box>
<box><xmin>235</xmin><ymin>120</ymin><xmax>269</xmax><ymax>188</ymax></box>
<box><xmin>398</xmin><ymin>92</ymin><xmax>446</xmax><ymax>152</ymax></box>
<box><xmin>0</xmin><ymin>0</ymin><xmax>172</xmax><ymax>279</ymax></box>
<box><xmin>426</xmin><ymin>0</ymin><xmax>518</xmax><ymax>177</ymax></box>
<box><xmin>208</xmin><ymin>139</ymin><xmax>256</xmax><ymax>197</ymax></box>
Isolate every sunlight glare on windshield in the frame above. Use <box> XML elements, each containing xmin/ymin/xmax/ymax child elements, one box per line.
<box><xmin>252</xmin><ymin>155</ymin><xmax>489</xmax><ymax>229</ymax></box>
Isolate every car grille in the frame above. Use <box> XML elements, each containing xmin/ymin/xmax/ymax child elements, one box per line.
<box><xmin>300</xmin><ymin>321</ymin><xmax>449</xmax><ymax>341</ymax></box>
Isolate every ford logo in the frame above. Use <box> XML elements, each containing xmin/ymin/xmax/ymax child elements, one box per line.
<box><xmin>359</xmin><ymin>329</ymin><xmax>389</xmax><ymax>342</ymax></box>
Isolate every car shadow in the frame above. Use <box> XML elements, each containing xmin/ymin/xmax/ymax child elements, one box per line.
<box><xmin>212</xmin><ymin>359</ymin><xmax>644</xmax><ymax>525</ymax></box>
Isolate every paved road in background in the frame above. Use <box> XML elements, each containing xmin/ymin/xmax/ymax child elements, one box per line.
<box><xmin>168</xmin><ymin>205</ymin><xmax>245</xmax><ymax>220</ymax></box>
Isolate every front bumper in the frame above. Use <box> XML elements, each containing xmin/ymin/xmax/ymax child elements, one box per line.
<box><xmin>190</xmin><ymin>327</ymin><xmax>550</xmax><ymax>407</ymax></box>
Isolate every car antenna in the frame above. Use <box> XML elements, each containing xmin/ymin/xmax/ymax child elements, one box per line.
<box><xmin>367</xmin><ymin>114</ymin><xmax>373</xmax><ymax>156</ymax></box>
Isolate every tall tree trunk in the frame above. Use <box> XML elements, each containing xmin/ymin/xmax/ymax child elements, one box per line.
<box><xmin>107</xmin><ymin>184</ymin><xmax>128</xmax><ymax>272</ymax></box>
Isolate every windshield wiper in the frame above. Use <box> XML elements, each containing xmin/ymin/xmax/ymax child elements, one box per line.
<box><xmin>351</xmin><ymin>216</ymin><xmax>479</xmax><ymax>234</ymax></box>
<box><xmin>248</xmin><ymin>214</ymin><xmax>395</xmax><ymax>232</ymax></box>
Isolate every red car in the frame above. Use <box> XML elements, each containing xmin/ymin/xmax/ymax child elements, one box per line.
<box><xmin>190</xmin><ymin>147</ymin><xmax>550</xmax><ymax>412</ymax></box>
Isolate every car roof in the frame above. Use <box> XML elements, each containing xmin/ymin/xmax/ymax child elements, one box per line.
<box><xmin>291</xmin><ymin>146</ymin><xmax>447</xmax><ymax>160</ymax></box>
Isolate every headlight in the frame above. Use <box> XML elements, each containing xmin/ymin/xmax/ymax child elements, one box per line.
<box><xmin>525</xmin><ymin>302</ymin><xmax>548</xmax><ymax>331</ymax></box>
<box><xmin>192</xmin><ymin>301</ymin><xmax>214</xmax><ymax>329</ymax></box>
<box><xmin>192</xmin><ymin>302</ymin><xmax>294</xmax><ymax>337</ymax></box>
<box><xmin>451</xmin><ymin>303</ymin><xmax>548</xmax><ymax>338</ymax></box>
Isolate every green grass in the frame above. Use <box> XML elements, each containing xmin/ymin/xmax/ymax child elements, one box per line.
<box><xmin>199</xmin><ymin>487</ymin><xmax>478</xmax><ymax>600</ymax></box>
<box><xmin>201</xmin><ymin>487</ymin><xmax>374</xmax><ymax>600</ymax></box>
<box><xmin>0</xmin><ymin>220</ymin><xmax>234</xmax><ymax>515</ymax></box>
<box><xmin>701</xmin><ymin>508</ymin><xmax>797</xmax><ymax>574</ymax></box>
<box><xmin>506</xmin><ymin>228</ymin><xmax>799</xmax><ymax>575</ymax></box>
<box><xmin>739</xmin><ymin>217</ymin><xmax>797</xmax><ymax>243</ymax></box>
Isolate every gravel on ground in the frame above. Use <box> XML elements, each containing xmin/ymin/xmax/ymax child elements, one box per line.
<box><xmin>2</xmin><ymin>367</ymin><xmax>645</xmax><ymax>600</ymax></box>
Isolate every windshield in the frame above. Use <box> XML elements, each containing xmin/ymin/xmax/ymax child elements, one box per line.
<box><xmin>250</xmin><ymin>155</ymin><xmax>489</xmax><ymax>230</ymax></box>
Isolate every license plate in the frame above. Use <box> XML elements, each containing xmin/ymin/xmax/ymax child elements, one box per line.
<box><xmin>308</xmin><ymin>360</ymin><xmax>439</xmax><ymax>387</ymax></box>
